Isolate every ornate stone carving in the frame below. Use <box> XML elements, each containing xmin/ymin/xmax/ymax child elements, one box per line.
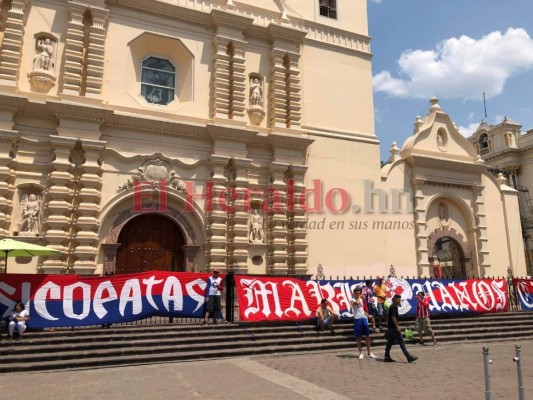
<box><xmin>247</xmin><ymin>74</ymin><xmax>265</xmax><ymax>125</ymax></box>
<box><xmin>16</xmin><ymin>193</ymin><xmax>42</xmax><ymax>236</ymax></box>
<box><xmin>117</xmin><ymin>158</ymin><xmax>186</xmax><ymax>193</ymax></box>
<box><xmin>28</xmin><ymin>34</ymin><xmax>57</xmax><ymax>92</ymax></box>
<box><xmin>248</xmin><ymin>208</ymin><xmax>265</xmax><ymax>243</ymax></box>
<box><xmin>437</xmin><ymin>130</ymin><xmax>447</xmax><ymax>152</ymax></box>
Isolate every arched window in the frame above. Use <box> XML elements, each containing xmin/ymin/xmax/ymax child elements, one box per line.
<box><xmin>141</xmin><ymin>57</ymin><xmax>175</xmax><ymax>105</ymax></box>
<box><xmin>479</xmin><ymin>133</ymin><xmax>488</xmax><ymax>149</ymax></box>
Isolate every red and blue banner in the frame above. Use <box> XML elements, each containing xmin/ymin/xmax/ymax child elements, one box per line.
<box><xmin>0</xmin><ymin>272</ymin><xmax>218</xmax><ymax>328</ymax></box>
<box><xmin>513</xmin><ymin>278</ymin><xmax>533</xmax><ymax>311</ymax></box>
<box><xmin>235</xmin><ymin>276</ymin><xmax>509</xmax><ymax>322</ymax></box>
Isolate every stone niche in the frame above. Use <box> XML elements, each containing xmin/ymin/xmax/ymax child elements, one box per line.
<box><xmin>14</xmin><ymin>191</ymin><xmax>43</xmax><ymax>237</ymax></box>
<box><xmin>28</xmin><ymin>32</ymin><xmax>58</xmax><ymax>93</ymax></box>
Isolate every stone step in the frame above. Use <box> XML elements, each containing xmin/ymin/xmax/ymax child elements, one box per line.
<box><xmin>1</xmin><ymin>312</ymin><xmax>532</xmax><ymax>373</ymax></box>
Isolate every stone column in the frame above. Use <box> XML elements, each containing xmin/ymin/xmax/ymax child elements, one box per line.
<box><xmin>42</xmin><ymin>136</ymin><xmax>76</xmax><ymax>274</ymax></box>
<box><xmin>266</xmin><ymin>163</ymin><xmax>289</xmax><ymax>274</ymax></box>
<box><xmin>101</xmin><ymin>243</ymin><xmax>120</xmax><ymax>275</ymax></box>
<box><xmin>269</xmin><ymin>48</ymin><xmax>288</xmax><ymax>129</ymax></box>
<box><xmin>473</xmin><ymin>185</ymin><xmax>490</xmax><ymax>274</ymax></box>
<box><xmin>286</xmin><ymin>53</ymin><xmax>302</xmax><ymax>129</ymax></box>
<box><xmin>72</xmin><ymin>139</ymin><xmax>105</xmax><ymax>275</ymax></box>
<box><xmin>84</xmin><ymin>7</ymin><xmax>109</xmax><ymax>98</ymax></box>
<box><xmin>413</xmin><ymin>178</ymin><xmax>430</xmax><ymax>277</ymax></box>
<box><xmin>0</xmin><ymin>130</ymin><xmax>16</xmax><ymax>236</ymax></box>
<box><xmin>211</xmin><ymin>35</ymin><xmax>231</xmax><ymax>120</ymax></box>
<box><xmin>61</xmin><ymin>2</ymin><xmax>86</xmax><ymax>96</ymax></box>
<box><xmin>0</xmin><ymin>0</ymin><xmax>29</xmax><ymax>87</ymax></box>
<box><xmin>289</xmin><ymin>167</ymin><xmax>308</xmax><ymax>275</ymax></box>
<box><xmin>206</xmin><ymin>156</ymin><xmax>229</xmax><ymax>271</ymax></box>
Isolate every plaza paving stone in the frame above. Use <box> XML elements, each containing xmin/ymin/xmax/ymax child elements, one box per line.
<box><xmin>0</xmin><ymin>339</ymin><xmax>531</xmax><ymax>399</ymax></box>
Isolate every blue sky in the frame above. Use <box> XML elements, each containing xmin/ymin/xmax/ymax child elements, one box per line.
<box><xmin>368</xmin><ymin>0</ymin><xmax>533</xmax><ymax>161</ymax></box>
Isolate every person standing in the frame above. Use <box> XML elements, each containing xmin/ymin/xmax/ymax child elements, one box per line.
<box><xmin>316</xmin><ymin>299</ymin><xmax>341</xmax><ymax>333</ymax></box>
<box><xmin>384</xmin><ymin>294</ymin><xmax>417</xmax><ymax>363</ymax></box>
<box><xmin>8</xmin><ymin>302</ymin><xmax>30</xmax><ymax>340</ymax></box>
<box><xmin>416</xmin><ymin>291</ymin><xmax>437</xmax><ymax>345</ymax></box>
<box><xmin>351</xmin><ymin>287</ymin><xmax>377</xmax><ymax>359</ymax></box>
<box><xmin>362</xmin><ymin>279</ymin><xmax>378</xmax><ymax>332</ymax></box>
<box><xmin>202</xmin><ymin>268</ymin><xmax>223</xmax><ymax>325</ymax></box>
<box><xmin>373</xmin><ymin>276</ymin><xmax>388</xmax><ymax>330</ymax></box>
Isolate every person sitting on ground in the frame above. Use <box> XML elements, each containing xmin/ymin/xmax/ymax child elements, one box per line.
<box><xmin>8</xmin><ymin>302</ymin><xmax>30</xmax><ymax>340</ymax></box>
<box><xmin>350</xmin><ymin>287</ymin><xmax>377</xmax><ymax>359</ymax></box>
<box><xmin>316</xmin><ymin>299</ymin><xmax>341</xmax><ymax>333</ymax></box>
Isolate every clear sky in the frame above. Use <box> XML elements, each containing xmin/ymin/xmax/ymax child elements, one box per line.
<box><xmin>368</xmin><ymin>0</ymin><xmax>533</xmax><ymax>161</ymax></box>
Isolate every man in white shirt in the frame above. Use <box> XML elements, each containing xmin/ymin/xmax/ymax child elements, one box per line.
<box><xmin>350</xmin><ymin>287</ymin><xmax>377</xmax><ymax>359</ymax></box>
<box><xmin>202</xmin><ymin>268</ymin><xmax>223</xmax><ymax>325</ymax></box>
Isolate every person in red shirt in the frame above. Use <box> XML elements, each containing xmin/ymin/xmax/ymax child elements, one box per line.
<box><xmin>416</xmin><ymin>291</ymin><xmax>437</xmax><ymax>345</ymax></box>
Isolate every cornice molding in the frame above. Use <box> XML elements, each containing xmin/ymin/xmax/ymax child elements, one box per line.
<box><xmin>46</xmin><ymin>100</ymin><xmax>113</xmax><ymax>123</ymax></box>
<box><xmin>207</xmin><ymin>123</ymin><xmax>258</xmax><ymax>143</ymax></box>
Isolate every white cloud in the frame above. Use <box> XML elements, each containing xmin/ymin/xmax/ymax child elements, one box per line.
<box><xmin>370</xmin><ymin>0</ymin><xmax>383</xmax><ymax>3</ymax></box>
<box><xmin>458</xmin><ymin>122</ymin><xmax>480</xmax><ymax>138</ymax></box>
<box><xmin>468</xmin><ymin>112</ymin><xmax>475</xmax><ymax>120</ymax></box>
<box><xmin>374</xmin><ymin>28</ymin><xmax>533</xmax><ymax>100</ymax></box>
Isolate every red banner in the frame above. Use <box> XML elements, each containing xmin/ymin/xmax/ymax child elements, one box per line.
<box><xmin>235</xmin><ymin>275</ymin><xmax>509</xmax><ymax>322</ymax></box>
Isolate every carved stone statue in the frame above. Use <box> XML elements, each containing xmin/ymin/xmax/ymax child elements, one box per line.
<box><xmin>249</xmin><ymin>77</ymin><xmax>263</xmax><ymax>107</ymax></box>
<box><xmin>33</xmin><ymin>38</ymin><xmax>55</xmax><ymax>71</ymax></box>
<box><xmin>17</xmin><ymin>193</ymin><xmax>42</xmax><ymax>235</ymax></box>
<box><xmin>437</xmin><ymin>201</ymin><xmax>449</xmax><ymax>226</ymax></box>
<box><xmin>248</xmin><ymin>209</ymin><xmax>265</xmax><ymax>243</ymax></box>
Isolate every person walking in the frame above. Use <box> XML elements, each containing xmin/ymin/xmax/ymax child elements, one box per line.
<box><xmin>351</xmin><ymin>287</ymin><xmax>377</xmax><ymax>359</ymax></box>
<box><xmin>202</xmin><ymin>268</ymin><xmax>223</xmax><ymax>325</ymax></box>
<box><xmin>384</xmin><ymin>294</ymin><xmax>417</xmax><ymax>363</ymax></box>
<box><xmin>416</xmin><ymin>291</ymin><xmax>437</xmax><ymax>345</ymax></box>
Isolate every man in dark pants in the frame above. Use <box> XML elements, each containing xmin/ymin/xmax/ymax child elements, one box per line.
<box><xmin>384</xmin><ymin>294</ymin><xmax>418</xmax><ymax>363</ymax></box>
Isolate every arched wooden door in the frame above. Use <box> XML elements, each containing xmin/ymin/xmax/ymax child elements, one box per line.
<box><xmin>433</xmin><ymin>236</ymin><xmax>466</xmax><ymax>279</ymax></box>
<box><xmin>115</xmin><ymin>214</ymin><xmax>185</xmax><ymax>274</ymax></box>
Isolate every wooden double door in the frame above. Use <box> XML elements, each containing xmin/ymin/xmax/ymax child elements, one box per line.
<box><xmin>115</xmin><ymin>214</ymin><xmax>185</xmax><ymax>274</ymax></box>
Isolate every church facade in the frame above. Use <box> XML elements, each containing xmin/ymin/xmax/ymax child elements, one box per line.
<box><xmin>0</xmin><ymin>0</ymin><xmax>526</xmax><ymax>279</ymax></box>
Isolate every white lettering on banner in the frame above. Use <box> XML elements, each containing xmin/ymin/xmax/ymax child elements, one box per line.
<box><xmin>436</xmin><ymin>282</ymin><xmax>460</xmax><ymax>312</ymax></box>
<box><xmin>93</xmin><ymin>281</ymin><xmax>118</xmax><ymax>319</ymax></box>
<box><xmin>334</xmin><ymin>282</ymin><xmax>354</xmax><ymax>315</ymax></box>
<box><xmin>306</xmin><ymin>281</ymin><xmax>323</xmax><ymax>304</ymax></box>
<box><xmin>162</xmin><ymin>276</ymin><xmax>183</xmax><ymax>312</ymax></box>
<box><xmin>143</xmin><ymin>276</ymin><xmax>164</xmax><ymax>310</ymax></box>
<box><xmin>241</xmin><ymin>279</ymin><xmax>283</xmax><ymax>318</ymax></box>
<box><xmin>472</xmin><ymin>281</ymin><xmax>496</xmax><ymax>311</ymax></box>
<box><xmin>283</xmin><ymin>280</ymin><xmax>311</xmax><ymax>317</ymax></box>
<box><xmin>63</xmin><ymin>282</ymin><xmax>91</xmax><ymax>320</ymax></box>
<box><xmin>186</xmin><ymin>278</ymin><xmax>207</xmax><ymax>313</ymax></box>
<box><xmin>447</xmin><ymin>282</ymin><xmax>474</xmax><ymax>311</ymax></box>
<box><xmin>0</xmin><ymin>282</ymin><xmax>17</xmax><ymax>318</ymax></box>
<box><xmin>490</xmin><ymin>280</ymin><xmax>508</xmax><ymax>311</ymax></box>
<box><xmin>34</xmin><ymin>282</ymin><xmax>60</xmax><ymax>321</ymax></box>
<box><xmin>119</xmin><ymin>279</ymin><xmax>142</xmax><ymax>316</ymax></box>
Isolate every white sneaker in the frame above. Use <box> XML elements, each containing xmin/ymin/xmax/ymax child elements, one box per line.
<box><xmin>368</xmin><ymin>353</ymin><xmax>377</xmax><ymax>359</ymax></box>
<box><xmin>358</xmin><ymin>353</ymin><xmax>364</xmax><ymax>359</ymax></box>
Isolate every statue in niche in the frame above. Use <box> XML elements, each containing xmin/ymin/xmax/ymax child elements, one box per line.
<box><xmin>437</xmin><ymin>201</ymin><xmax>449</xmax><ymax>226</ymax></box>
<box><xmin>249</xmin><ymin>77</ymin><xmax>263</xmax><ymax>107</ymax></box>
<box><xmin>248</xmin><ymin>209</ymin><xmax>265</xmax><ymax>244</ymax></box>
<box><xmin>33</xmin><ymin>38</ymin><xmax>55</xmax><ymax>71</ymax></box>
<box><xmin>17</xmin><ymin>193</ymin><xmax>42</xmax><ymax>235</ymax></box>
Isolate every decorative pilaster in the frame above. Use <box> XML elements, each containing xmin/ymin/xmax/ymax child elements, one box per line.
<box><xmin>286</xmin><ymin>53</ymin><xmax>302</xmax><ymax>129</ymax></box>
<box><xmin>0</xmin><ymin>130</ymin><xmax>16</xmax><ymax>236</ymax></box>
<box><xmin>473</xmin><ymin>185</ymin><xmax>490</xmax><ymax>274</ymax></box>
<box><xmin>72</xmin><ymin>140</ymin><xmax>105</xmax><ymax>274</ymax></box>
<box><xmin>266</xmin><ymin>163</ymin><xmax>289</xmax><ymax>274</ymax></box>
<box><xmin>210</xmin><ymin>9</ymin><xmax>253</xmax><ymax>123</ymax></box>
<box><xmin>269</xmin><ymin>49</ymin><xmax>288</xmax><ymax>129</ymax></box>
<box><xmin>0</xmin><ymin>0</ymin><xmax>29</xmax><ymax>86</ymax></box>
<box><xmin>211</xmin><ymin>36</ymin><xmax>231</xmax><ymax>120</ymax></box>
<box><xmin>413</xmin><ymin>178</ymin><xmax>430</xmax><ymax>277</ymax></box>
<box><xmin>289</xmin><ymin>167</ymin><xmax>308</xmax><ymax>274</ymax></box>
<box><xmin>101</xmin><ymin>243</ymin><xmax>120</xmax><ymax>275</ymax></box>
<box><xmin>205</xmin><ymin>156</ymin><xmax>229</xmax><ymax>271</ymax></box>
<box><xmin>61</xmin><ymin>2</ymin><xmax>86</xmax><ymax>96</ymax></box>
<box><xmin>229</xmin><ymin>158</ymin><xmax>251</xmax><ymax>272</ymax></box>
<box><xmin>267</xmin><ymin>24</ymin><xmax>306</xmax><ymax>130</ymax></box>
<box><xmin>84</xmin><ymin>7</ymin><xmax>109</xmax><ymax>98</ymax></box>
<box><xmin>42</xmin><ymin>137</ymin><xmax>76</xmax><ymax>274</ymax></box>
